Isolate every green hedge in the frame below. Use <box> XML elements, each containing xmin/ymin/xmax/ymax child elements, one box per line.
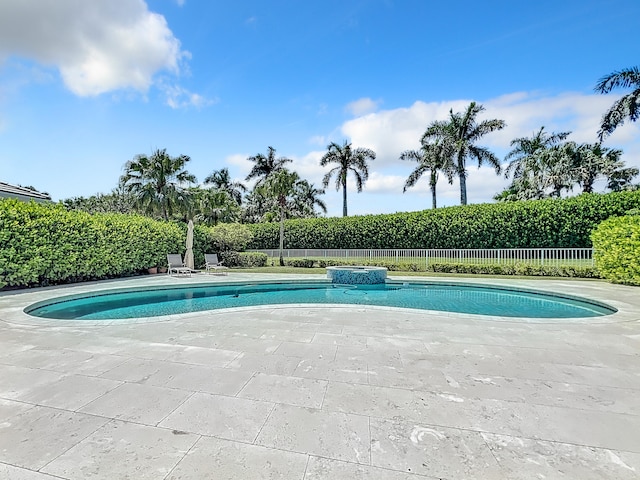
<box><xmin>591</xmin><ymin>214</ymin><xmax>640</xmax><ymax>285</ymax></box>
<box><xmin>283</xmin><ymin>258</ymin><xmax>599</xmax><ymax>278</ymax></box>
<box><xmin>221</xmin><ymin>251</ymin><xmax>268</xmax><ymax>268</ymax></box>
<box><xmin>0</xmin><ymin>200</ymin><xmax>184</xmax><ymax>288</ymax></box>
<box><xmin>0</xmin><ymin>200</ymin><xmax>256</xmax><ymax>288</ymax></box>
<box><xmin>248</xmin><ymin>191</ymin><xmax>640</xmax><ymax>249</ymax></box>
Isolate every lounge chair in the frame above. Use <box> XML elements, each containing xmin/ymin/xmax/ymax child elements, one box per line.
<box><xmin>204</xmin><ymin>253</ymin><xmax>229</xmax><ymax>275</ymax></box>
<box><xmin>167</xmin><ymin>254</ymin><xmax>192</xmax><ymax>277</ymax></box>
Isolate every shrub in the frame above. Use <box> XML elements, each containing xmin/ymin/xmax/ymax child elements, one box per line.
<box><xmin>210</xmin><ymin>223</ymin><xmax>253</xmax><ymax>251</ymax></box>
<box><xmin>0</xmin><ymin>199</ymin><xmax>184</xmax><ymax>288</ymax></box>
<box><xmin>591</xmin><ymin>215</ymin><xmax>640</xmax><ymax>285</ymax></box>
<box><xmin>283</xmin><ymin>258</ymin><xmax>315</xmax><ymax>268</ymax></box>
<box><xmin>220</xmin><ymin>251</ymin><xmax>268</xmax><ymax>268</ymax></box>
<box><xmin>247</xmin><ymin>191</ymin><xmax>640</xmax><ymax>249</ymax></box>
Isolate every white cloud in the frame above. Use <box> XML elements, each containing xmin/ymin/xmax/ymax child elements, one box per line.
<box><xmin>0</xmin><ymin>0</ymin><xmax>188</xmax><ymax>96</ymax></box>
<box><xmin>160</xmin><ymin>82</ymin><xmax>217</xmax><ymax>109</ymax></box>
<box><xmin>339</xmin><ymin>92</ymin><xmax>640</xmax><ymax>171</ymax></box>
<box><xmin>345</xmin><ymin>97</ymin><xmax>382</xmax><ymax>116</ymax></box>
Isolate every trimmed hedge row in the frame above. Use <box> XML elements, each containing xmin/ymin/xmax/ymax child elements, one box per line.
<box><xmin>281</xmin><ymin>258</ymin><xmax>599</xmax><ymax>278</ymax></box>
<box><xmin>247</xmin><ymin>191</ymin><xmax>640</xmax><ymax>249</ymax></box>
<box><xmin>0</xmin><ymin>200</ymin><xmax>184</xmax><ymax>288</ymax></box>
<box><xmin>0</xmin><ymin>200</ymin><xmax>255</xmax><ymax>288</ymax></box>
<box><xmin>592</xmin><ymin>214</ymin><xmax>640</xmax><ymax>285</ymax></box>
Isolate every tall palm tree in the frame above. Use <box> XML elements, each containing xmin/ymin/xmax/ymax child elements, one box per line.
<box><xmin>293</xmin><ymin>180</ymin><xmax>327</xmax><ymax>217</ymax></box>
<box><xmin>567</xmin><ymin>143</ymin><xmax>624</xmax><ymax>193</ymax></box>
<box><xmin>400</xmin><ymin>139</ymin><xmax>453</xmax><ymax>210</ymax></box>
<box><xmin>423</xmin><ymin>102</ymin><xmax>505</xmax><ymax>206</ymax></box>
<box><xmin>595</xmin><ymin>66</ymin><xmax>640</xmax><ymax>140</ymax></box>
<box><xmin>320</xmin><ymin>140</ymin><xmax>376</xmax><ymax>217</ymax></box>
<box><xmin>119</xmin><ymin>148</ymin><xmax>197</xmax><ymax>220</ymax></box>
<box><xmin>258</xmin><ymin>169</ymin><xmax>301</xmax><ymax>266</ymax></box>
<box><xmin>190</xmin><ymin>187</ymin><xmax>240</xmax><ymax>225</ymax></box>
<box><xmin>204</xmin><ymin>167</ymin><xmax>247</xmax><ymax>205</ymax></box>
<box><xmin>245</xmin><ymin>146</ymin><xmax>292</xmax><ymax>186</ymax></box>
<box><xmin>504</xmin><ymin>127</ymin><xmax>571</xmax><ymax>180</ymax></box>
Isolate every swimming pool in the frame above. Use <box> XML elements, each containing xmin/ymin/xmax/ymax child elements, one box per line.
<box><xmin>25</xmin><ymin>280</ymin><xmax>615</xmax><ymax>320</ymax></box>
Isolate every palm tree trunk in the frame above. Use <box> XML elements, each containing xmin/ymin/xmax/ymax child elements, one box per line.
<box><xmin>278</xmin><ymin>206</ymin><xmax>285</xmax><ymax>266</ymax></box>
<box><xmin>457</xmin><ymin>157</ymin><xmax>467</xmax><ymax>205</ymax></box>
<box><xmin>342</xmin><ymin>180</ymin><xmax>348</xmax><ymax>217</ymax></box>
<box><xmin>430</xmin><ymin>170</ymin><xmax>437</xmax><ymax>209</ymax></box>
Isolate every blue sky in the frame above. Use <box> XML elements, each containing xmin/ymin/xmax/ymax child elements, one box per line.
<box><xmin>1</xmin><ymin>0</ymin><xmax>638</xmax><ymax>217</ymax></box>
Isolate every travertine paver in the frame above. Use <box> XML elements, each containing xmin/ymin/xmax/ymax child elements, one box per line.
<box><xmin>41</xmin><ymin>420</ymin><xmax>198</xmax><ymax>480</ymax></box>
<box><xmin>238</xmin><ymin>372</ymin><xmax>328</xmax><ymax>408</ymax></box>
<box><xmin>159</xmin><ymin>392</ymin><xmax>274</xmax><ymax>441</ymax></box>
<box><xmin>0</xmin><ymin>273</ymin><xmax>638</xmax><ymax>479</ymax></box>
<box><xmin>78</xmin><ymin>382</ymin><xmax>192</xmax><ymax>425</ymax></box>
<box><xmin>255</xmin><ymin>404</ymin><xmax>371</xmax><ymax>464</ymax></box>
<box><xmin>167</xmin><ymin>436</ymin><xmax>308</xmax><ymax>479</ymax></box>
<box><xmin>0</xmin><ymin>406</ymin><xmax>109</xmax><ymax>470</ymax></box>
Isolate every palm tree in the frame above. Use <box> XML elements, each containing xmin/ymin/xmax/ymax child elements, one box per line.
<box><xmin>119</xmin><ymin>148</ymin><xmax>197</xmax><ymax>220</ymax></box>
<box><xmin>567</xmin><ymin>143</ymin><xmax>624</xmax><ymax>193</ymax></box>
<box><xmin>504</xmin><ymin>127</ymin><xmax>571</xmax><ymax>180</ymax></box>
<box><xmin>258</xmin><ymin>169</ymin><xmax>301</xmax><ymax>265</ymax></box>
<box><xmin>191</xmin><ymin>187</ymin><xmax>239</xmax><ymax>225</ymax></box>
<box><xmin>293</xmin><ymin>180</ymin><xmax>327</xmax><ymax>217</ymax></box>
<box><xmin>595</xmin><ymin>66</ymin><xmax>640</xmax><ymax>140</ymax></box>
<box><xmin>320</xmin><ymin>140</ymin><xmax>376</xmax><ymax>217</ymax></box>
<box><xmin>245</xmin><ymin>146</ymin><xmax>292</xmax><ymax>186</ymax></box>
<box><xmin>204</xmin><ymin>167</ymin><xmax>247</xmax><ymax>205</ymax></box>
<box><xmin>423</xmin><ymin>102</ymin><xmax>505</xmax><ymax>206</ymax></box>
<box><xmin>400</xmin><ymin>139</ymin><xmax>453</xmax><ymax>209</ymax></box>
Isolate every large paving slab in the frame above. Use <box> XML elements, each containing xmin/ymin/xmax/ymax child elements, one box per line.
<box><xmin>0</xmin><ymin>273</ymin><xmax>638</xmax><ymax>479</ymax></box>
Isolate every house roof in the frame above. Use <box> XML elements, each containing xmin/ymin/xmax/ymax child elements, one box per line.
<box><xmin>0</xmin><ymin>181</ymin><xmax>51</xmax><ymax>202</ymax></box>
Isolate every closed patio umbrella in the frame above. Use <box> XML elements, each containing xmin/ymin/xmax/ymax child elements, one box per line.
<box><xmin>184</xmin><ymin>220</ymin><xmax>195</xmax><ymax>270</ymax></box>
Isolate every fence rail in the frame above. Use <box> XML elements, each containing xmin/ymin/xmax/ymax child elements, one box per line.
<box><xmin>249</xmin><ymin>248</ymin><xmax>594</xmax><ymax>267</ymax></box>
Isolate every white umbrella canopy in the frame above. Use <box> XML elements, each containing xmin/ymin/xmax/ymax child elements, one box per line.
<box><xmin>184</xmin><ymin>220</ymin><xmax>195</xmax><ymax>270</ymax></box>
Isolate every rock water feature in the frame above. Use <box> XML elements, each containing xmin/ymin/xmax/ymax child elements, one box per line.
<box><xmin>325</xmin><ymin>266</ymin><xmax>388</xmax><ymax>285</ymax></box>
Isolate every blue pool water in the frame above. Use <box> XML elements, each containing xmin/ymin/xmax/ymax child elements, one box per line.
<box><xmin>25</xmin><ymin>281</ymin><xmax>615</xmax><ymax>320</ymax></box>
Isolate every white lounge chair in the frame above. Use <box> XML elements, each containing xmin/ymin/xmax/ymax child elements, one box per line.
<box><xmin>167</xmin><ymin>254</ymin><xmax>192</xmax><ymax>277</ymax></box>
<box><xmin>204</xmin><ymin>253</ymin><xmax>229</xmax><ymax>275</ymax></box>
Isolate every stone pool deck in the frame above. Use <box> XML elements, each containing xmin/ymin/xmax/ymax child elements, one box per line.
<box><xmin>0</xmin><ymin>273</ymin><xmax>639</xmax><ymax>479</ymax></box>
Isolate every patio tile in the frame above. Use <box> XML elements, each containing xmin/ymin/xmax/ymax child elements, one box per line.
<box><xmin>304</xmin><ymin>456</ymin><xmax>419</xmax><ymax>479</ymax></box>
<box><xmin>238</xmin><ymin>373</ymin><xmax>328</xmax><ymax>408</ymax></box>
<box><xmin>165</xmin><ymin>345</ymin><xmax>240</xmax><ymax>366</ymax></box>
<box><xmin>78</xmin><ymin>382</ymin><xmax>192</xmax><ymax>425</ymax></box>
<box><xmin>0</xmin><ymin>364</ymin><xmax>66</xmax><ymax>400</ymax></box>
<box><xmin>167</xmin><ymin>436</ymin><xmax>308</xmax><ymax>480</ymax></box>
<box><xmin>311</xmin><ymin>332</ymin><xmax>368</xmax><ymax>346</ymax></box>
<box><xmin>294</xmin><ymin>356</ymin><xmax>369</xmax><ymax>384</ymax></box>
<box><xmin>14</xmin><ymin>374</ymin><xmax>122</xmax><ymax>411</ymax></box>
<box><xmin>0</xmin><ymin>397</ymin><xmax>35</xmax><ymax>422</ymax></box>
<box><xmin>260</xmin><ymin>328</ymin><xmax>316</xmax><ymax>343</ymax></box>
<box><xmin>99</xmin><ymin>357</ymin><xmax>191</xmax><ymax>383</ymax></box>
<box><xmin>255</xmin><ymin>404</ymin><xmax>370</xmax><ymax>464</ymax></box>
<box><xmin>524</xmin><ymin>403</ymin><xmax>640</xmax><ymax>452</ymax></box>
<box><xmin>226</xmin><ymin>351</ymin><xmax>302</xmax><ymax>376</ymax></box>
<box><xmin>41</xmin><ymin>420</ymin><xmax>197</xmax><ymax>480</ymax></box>
<box><xmin>0</xmin><ymin>405</ymin><xmax>108</xmax><ymax>470</ymax></box>
<box><xmin>159</xmin><ymin>392</ymin><xmax>274</xmax><ymax>442</ymax></box>
<box><xmin>218</xmin><ymin>336</ymin><xmax>282</xmax><ymax>354</ymax></box>
<box><xmin>0</xmin><ymin>464</ymin><xmax>59</xmax><ymax>479</ymax></box>
<box><xmin>483</xmin><ymin>433</ymin><xmax>640</xmax><ymax>480</ymax></box>
<box><xmin>322</xmin><ymin>381</ymin><xmax>458</xmax><ymax>425</ymax></box>
<box><xmin>370</xmin><ymin>417</ymin><xmax>503</xmax><ymax>478</ymax></box>
<box><xmin>274</xmin><ymin>341</ymin><xmax>337</xmax><ymax>359</ymax></box>
<box><xmin>164</xmin><ymin>364</ymin><xmax>254</xmax><ymax>395</ymax></box>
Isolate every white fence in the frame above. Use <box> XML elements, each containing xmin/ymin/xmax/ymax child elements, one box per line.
<box><xmin>249</xmin><ymin>248</ymin><xmax>594</xmax><ymax>267</ymax></box>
